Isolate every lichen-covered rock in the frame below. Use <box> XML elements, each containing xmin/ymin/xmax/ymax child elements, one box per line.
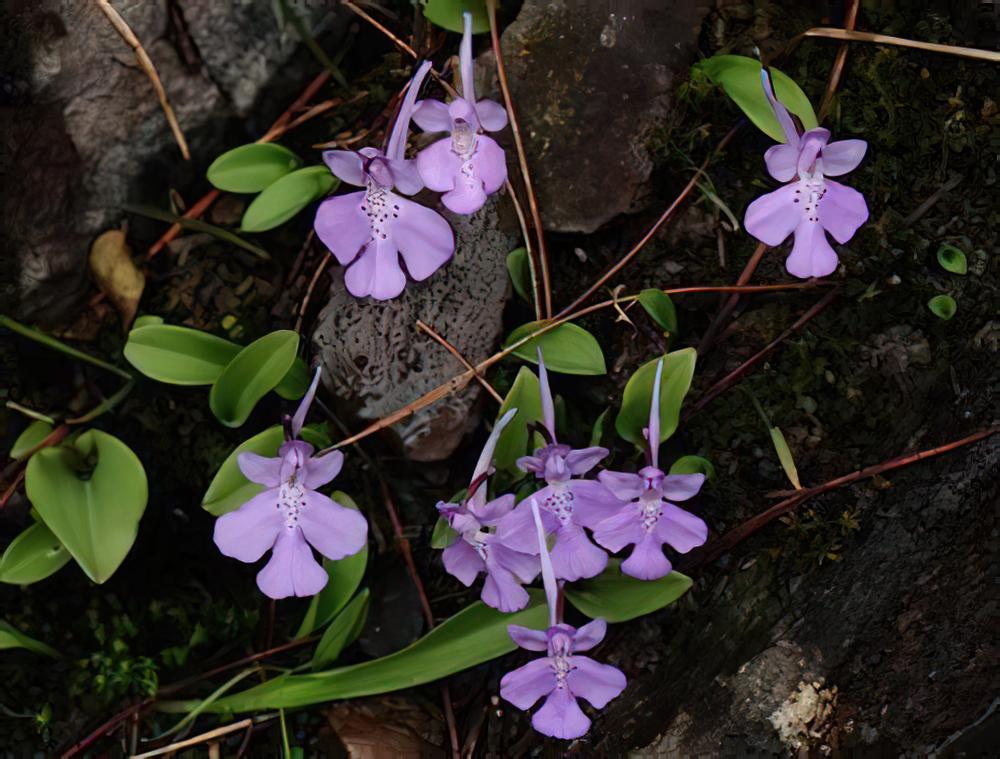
<box><xmin>311</xmin><ymin>196</ymin><xmax>515</xmax><ymax>461</ymax></box>
<box><xmin>499</xmin><ymin>0</ymin><xmax>711</xmax><ymax>233</ymax></box>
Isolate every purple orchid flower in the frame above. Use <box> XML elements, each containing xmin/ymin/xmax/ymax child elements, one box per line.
<box><xmin>496</xmin><ymin>350</ymin><xmax>614</xmax><ymax>582</ymax></box>
<box><xmin>744</xmin><ymin>67</ymin><xmax>869</xmax><ymax>279</ymax></box>
<box><xmin>592</xmin><ymin>359</ymin><xmax>708</xmax><ymax>580</ymax></box>
<box><xmin>438</xmin><ymin>408</ymin><xmax>539</xmax><ymax>612</ymax></box>
<box><xmin>500</xmin><ymin>499</ymin><xmax>626</xmax><ymax>740</ymax></box>
<box><xmin>412</xmin><ymin>12</ymin><xmax>508</xmax><ymax>214</ymax></box>
<box><xmin>314</xmin><ymin>61</ymin><xmax>455</xmax><ymax>300</ymax></box>
<box><xmin>213</xmin><ymin>368</ymin><xmax>368</xmax><ymax>599</ymax></box>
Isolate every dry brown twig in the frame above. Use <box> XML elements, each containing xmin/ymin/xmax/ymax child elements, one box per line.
<box><xmin>94</xmin><ymin>0</ymin><xmax>190</xmax><ymax>160</ymax></box>
<box><xmin>416</xmin><ymin>320</ymin><xmax>503</xmax><ymax>403</ymax></box>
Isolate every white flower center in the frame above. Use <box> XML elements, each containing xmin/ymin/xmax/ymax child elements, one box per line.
<box><xmin>540</xmin><ymin>486</ymin><xmax>575</xmax><ymax>526</ymax></box>
<box><xmin>361</xmin><ymin>180</ymin><xmax>399</xmax><ymax>241</ymax></box>
<box><xmin>451</xmin><ymin>119</ymin><xmax>476</xmax><ymax>157</ymax></box>
<box><xmin>278</xmin><ymin>478</ymin><xmax>307</xmax><ymax>531</ymax></box>
<box><xmin>795</xmin><ymin>173</ymin><xmax>827</xmax><ymax>224</ymax></box>
<box><xmin>639</xmin><ymin>492</ymin><xmax>662</xmax><ymax>532</ymax></box>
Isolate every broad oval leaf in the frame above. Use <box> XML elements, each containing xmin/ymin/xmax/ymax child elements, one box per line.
<box><xmin>936</xmin><ymin>244</ymin><xmax>967</xmax><ymax>275</ymax></box>
<box><xmin>506</xmin><ymin>247</ymin><xmax>532</xmax><ymax>303</ymax></box>
<box><xmin>565</xmin><ymin>560</ymin><xmax>693</xmax><ymax>622</ymax></box>
<box><xmin>493</xmin><ymin>367</ymin><xmax>542</xmax><ymax>472</ymax></box>
<box><xmin>669</xmin><ymin>455</ymin><xmax>716</xmax><ymax>481</ymax></box>
<box><xmin>209</xmin><ymin>330</ymin><xmax>300</xmax><ymax>427</ymax></box>
<box><xmin>927</xmin><ymin>294</ymin><xmax>957</xmax><ymax>321</ymax></box>
<box><xmin>207</xmin><ymin>143</ymin><xmax>302</xmax><ymax>193</ymax></box>
<box><xmin>311</xmin><ymin>589</ymin><xmax>370</xmax><ymax>670</ymax></box>
<box><xmin>275</xmin><ymin>356</ymin><xmax>309</xmax><ymax>401</ymax></box>
<box><xmin>25</xmin><ymin>430</ymin><xmax>148</xmax><ymax>584</ymax></box>
<box><xmin>295</xmin><ymin>493</ymin><xmax>369</xmax><ymax>638</ymax></box>
<box><xmin>637</xmin><ymin>289</ymin><xmax>678</xmax><ymax>335</ymax></box>
<box><xmin>422</xmin><ymin>0</ymin><xmax>489</xmax><ymax>33</ymax></box>
<box><xmin>696</xmin><ymin>55</ymin><xmax>818</xmax><ymax>143</ymax></box>
<box><xmin>132</xmin><ymin>314</ymin><xmax>165</xmax><ymax>329</ymax></box>
<box><xmin>0</xmin><ymin>620</ymin><xmax>59</xmax><ymax>657</ymax></box>
<box><xmin>0</xmin><ymin>521</ymin><xmax>71</xmax><ymax>585</ymax></box>
<box><xmin>10</xmin><ymin>420</ymin><xmax>54</xmax><ymax>460</ymax></box>
<box><xmin>125</xmin><ymin>325</ymin><xmax>241</xmax><ymax>385</ymax></box>
<box><xmin>615</xmin><ymin>349</ymin><xmax>697</xmax><ymax>447</ymax></box>
<box><xmin>241</xmin><ymin>166</ymin><xmax>338</xmax><ymax>233</ymax></box>
<box><xmin>504</xmin><ymin>322</ymin><xmax>606</xmax><ymax>376</ymax></box>
<box><xmin>159</xmin><ymin>591</ymin><xmax>547</xmax><ymax>713</ymax></box>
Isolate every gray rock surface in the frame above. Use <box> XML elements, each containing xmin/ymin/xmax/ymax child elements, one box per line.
<box><xmin>499</xmin><ymin>0</ymin><xmax>711</xmax><ymax>233</ymax></box>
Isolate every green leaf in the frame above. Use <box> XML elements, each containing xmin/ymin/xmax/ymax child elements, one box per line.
<box><xmin>241</xmin><ymin>166</ymin><xmax>337</xmax><ymax>233</ymax></box>
<box><xmin>422</xmin><ymin>0</ymin><xmax>489</xmax><ymax>34</ymax></box>
<box><xmin>275</xmin><ymin>357</ymin><xmax>309</xmax><ymax>401</ymax></box>
<box><xmin>10</xmin><ymin>421</ymin><xmax>54</xmax><ymax>460</ymax></box>
<box><xmin>565</xmin><ymin>560</ymin><xmax>693</xmax><ymax>622</ymax></box>
<box><xmin>668</xmin><ymin>455</ymin><xmax>715</xmax><ymax>481</ymax></box>
<box><xmin>25</xmin><ymin>430</ymin><xmax>147</xmax><ymax>584</ymax></box>
<box><xmin>506</xmin><ymin>248</ymin><xmax>532</xmax><ymax>303</ymax></box>
<box><xmin>159</xmin><ymin>592</ymin><xmax>547</xmax><ymax>713</ymax></box>
<box><xmin>927</xmin><ymin>294</ymin><xmax>957</xmax><ymax>321</ymax></box>
<box><xmin>311</xmin><ymin>589</ymin><xmax>370</xmax><ymax>670</ymax></box>
<box><xmin>132</xmin><ymin>314</ymin><xmax>164</xmax><ymax>329</ymax></box>
<box><xmin>589</xmin><ymin>408</ymin><xmax>612</xmax><ymax>448</ymax></box>
<box><xmin>504</xmin><ymin>322</ymin><xmax>606</xmax><ymax>376</ymax></box>
<box><xmin>0</xmin><ymin>521</ymin><xmax>71</xmax><ymax>585</ymax></box>
<box><xmin>615</xmin><ymin>349</ymin><xmax>697</xmax><ymax>447</ymax></box>
<box><xmin>637</xmin><ymin>290</ymin><xmax>678</xmax><ymax>335</ymax></box>
<box><xmin>0</xmin><ymin>621</ymin><xmax>59</xmax><ymax>657</ymax></box>
<box><xmin>493</xmin><ymin>367</ymin><xmax>542</xmax><ymax>471</ymax></box>
<box><xmin>125</xmin><ymin>325</ymin><xmax>241</xmax><ymax>385</ymax></box>
<box><xmin>430</xmin><ymin>516</ymin><xmax>459</xmax><ymax>549</ymax></box>
<box><xmin>936</xmin><ymin>244</ymin><xmax>967</xmax><ymax>275</ymax></box>
<box><xmin>696</xmin><ymin>55</ymin><xmax>818</xmax><ymax>143</ymax></box>
<box><xmin>769</xmin><ymin>427</ymin><xmax>802</xmax><ymax>490</ymax></box>
<box><xmin>207</xmin><ymin>144</ymin><xmax>302</xmax><ymax>193</ymax></box>
<box><xmin>295</xmin><ymin>493</ymin><xmax>369</xmax><ymax>638</ymax></box>
<box><xmin>209</xmin><ymin>330</ymin><xmax>300</xmax><ymax>427</ymax></box>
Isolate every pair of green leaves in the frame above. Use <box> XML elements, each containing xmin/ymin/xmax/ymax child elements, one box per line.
<box><xmin>206</xmin><ymin>144</ymin><xmax>338</xmax><ymax>232</ymax></box>
<box><xmin>124</xmin><ymin>323</ymin><xmax>308</xmax><ymax>427</ymax></box>
<box><xmin>927</xmin><ymin>243</ymin><xmax>967</xmax><ymax>321</ymax></box>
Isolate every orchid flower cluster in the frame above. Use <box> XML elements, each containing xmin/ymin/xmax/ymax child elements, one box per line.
<box><xmin>314</xmin><ymin>13</ymin><xmax>507</xmax><ymax>300</ymax></box>
<box><xmin>744</xmin><ymin>67</ymin><xmax>869</xmax><ymax>278</ymax></box>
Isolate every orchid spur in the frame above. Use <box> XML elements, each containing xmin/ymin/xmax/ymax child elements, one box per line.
<box><xmin>413</xmin><ymin>12</ymin><xmax>508</xmax><ymax>214</ymax></box>
<box><xmin>744</xmin><ymin>67</ymin><xmax>869</xmax><ymax>278</ymax></box>
<box><xmin>314</xmin><ymin>61</ymin><xmax>455</xmax><ymax>300</ymax></box>
<box><xmin>213</xmin><ymin>367</ymin><xmax>368</xmax><ymax>599</ymax></box>
<box><xmin>437</xmin><ymin>408</ymin><xmax>539</xmax><ymax>612</ymax></box>
<box><xmin>500</xmin><ymin>499</ymin><xmax>627</xmax><ymax>740</ymax></box>
<box><xmin>496</xmin><ymin>349</ymin><xmax>615</xmax><ymax>582</ymax></box>
<box><xmin>592</xmin><ymin>359</ymin><xmax>708</xmax><ymax>580</ymax></box>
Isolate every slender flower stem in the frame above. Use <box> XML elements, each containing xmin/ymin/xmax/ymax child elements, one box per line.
<box><xmin>486</xmin><ymin>0</ymin><xmax>552</xmax><ymax>318</ymax></box>
<box><xmin>5</xmin><ymin>402</ymin><xmax>56</xmax><ymax>425</ymax></box>
<box><xmin>505</xmin><ymin>178</ymin><xmax>544</xmax><ymax>320</ymax></box>
<box><xmin>416</xmin><ymin>320</ymin><xmax>503</xmax><ymax>403</ymax></box>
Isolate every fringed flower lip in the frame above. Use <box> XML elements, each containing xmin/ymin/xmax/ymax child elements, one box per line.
<box><xmin>744</xmin><ymin>67</ymin><xmax>869</xmax><ymax>279</ymax></box>
<box><xmin>314</xmin><ymin>61</ymin><xmax>455</xmax><ymax>300</ymax></box>
<box><xmin>213</xmin><ymin>367</ymin><xmax>368</xmax><ymax>599</ymax></box>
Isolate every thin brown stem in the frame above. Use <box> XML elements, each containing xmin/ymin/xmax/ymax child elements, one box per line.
<box><xmin>417</xmin><ymin>320</ymin><xmax>503</xmax><ymax>403</ymax></box>
<box><xmin>294</xmin><ymin>251</ymin><xmax>330</xmax><ymax>334</ymax></box>
<box><xmin>801</xmin><ymin>27</ymin><xmax>1000</xmax><ymax>62</ymax></box>
<box><xmin>505</xmin><ymin>179</ymin><xmax>544</xmax><ymax>320</ymax></box>
<box><xmin>342</xmin><ymin>0</ymin><xmax>417</xmax><ymax>59</ymax></box>
<box><xmin>132</xmin><ymin>717</ymin><xmax>274</xmax><ymax>759</ymax></box>
<box><xmin>486</xmin><ymin>0</ymin><xmax>552</xmax><ymax>318</ymax></box>
<box><xmin>699</xmin><ymin>242</ymin><xmax>769</xmax><ymax>354</ymax></box>
<box><xmin>818</xmin><ymin>0</ymin><xmax>861</xmax><ymax>122</ymax></box>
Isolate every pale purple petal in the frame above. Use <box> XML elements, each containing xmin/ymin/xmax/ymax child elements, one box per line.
<box><xmin>441</xmin><ymin>175</ymin><xmax>488</xmax><ymax>215</ymax></box>
<box><xmin>655</xmin><ymin>502</ymin><xmax>708</xmax><ymax>554</ymax></box>
<box><xmin>537</xmin><ymin>349</ymin><xmax>556</xmax><ymax>438</ymax></box>
<box><xmin>819</xmin><ymin>179</ymin><xmax>868</xmax><ymax>244</ymax></box>
<box><xmin>500</xmin><ymin>657</ymin><xmax>557</xmax><ymax>709</ymax></box>
<box><xmin>277</xmin><ymin>440</ymin><xmax>313</xmax><ymax>481</ymax></box>
<box><xmin>237</xmin><ymin>452</ymin><xmax>282</xmax><ymax>487</ymax></box>
<box><xmin>386</xmin><ymin>61</ymin><xmax>432</xmax><ymax>161</ymax></box>
<box><xmin>214</xmin><ymin>489</ymin><xmax>282</xmax><ymax>562</ymax></box>
<box><xmin>760</xmin><ymin>68</ymin><xmax>801</xmax><ymax>147</ymax></box>
<box><xmin>660</xmin><ymin>473</ymin><xmax>704</xmax><ymax>502</ymax></box>
<box><xmin>344</xmin><ymin>239</ymin><xmax>407</xmax><ymax>300</ymax></box>
<box><xmin>386</xmin><ymin>157</ymin><xmax>423</xmax><ymax>195</ymax></box>
<box><xmin>290</xmin><ymin>366</ymin><xmax>321</xmax><ymax>438</ymax></box>
<box><xmin>412</xmin><ymin>99</ymin><xmax>453</xmax><ymax>132</ymax></box>
<box><xmin>470</xmin><ymin>135</ymin><xmax>507</xmax><ymax>194</ymax></box>
<box><xmin>416</xmin><ymin>138</ymin><xmax>463</xmax><ymax>192</ymax></box>
<box><xmin>458</xmin><ymin>12</ymin><xmax>476</xmax><ymax>106</ymax></box>
<box><xmin>481</xmin><ymin>563</ymin><xmax>530</xmax><ymax>612</ymax></box>
<box><xmin>567</xmin><ymin>656</ymin><xmax>627</xmax><ymax>709</ymax></box>
<box><xmin>597</xmin><ymin>470</ymin><xmax>643</xmax><ymax>501</ymax></box>
<box><xmin>302</xmin><ymin>450</ymin><xmax>343</xmax><ymax>490</ymax></box>
<box><xmin>820</xmin><ymin>139</ymin><xmax>867</xmax><ymax>176</ymax></box>
<box><xmin>322</xmin><ymin>150</ymin><xmax>365</xmax><ymax>186</ymax></box>
<box><xmin>744</xmin><ymin>183</ymin><xmax>800</xmax><ymax>246</ymax></box>
<box><xmin>471</xmin><ymin>494</ymin><xmax>515</xmax><ymax>527</ymax></box>
<box><xmin>442</xmin><ymin>539</ymin><xmax>484</xmax><ymax>586</ymax></box>
<box><xmin>532</xmin><ymin>686</ymin><xmax>591</xmax><ymax>740</ymax></box>
<box><xmin>567</xmin><ymin>479</ymin><xmax>619</xmax><ymax>529</ymax></box>
<box><xmin>298</xmin><ymin>490</ymin><xmax>368</xmax><ymax>561</ymax></box>
<box><xmin>256</xmin><ymin>527</ymin><xmax>329</xmax><ymax>599</ymax></box>
<box><xmin>507</xmin><ymin>624</ymin><xmax>549</xmax><ymax>651</ymax></box>
<box><xmin>785</xmin><ymin>218</ymin><xmax>838</xmax><ymax>279</ymax></box>
<box><xmin>796</xmin><ymin>128</ymin><xmax>831</xmax><ymax>175</ymax></box>
<box><xmin>571</xmin><ymin>618</ymin><xmax>607</xmax><ymax>652</ymax></box>
<box><xmin>763</xmin><ymin>143</ymin><xmax>800</xmax><ymax>182</ymax></box>
<box><xmin>489</xmin><ymin>540</ymin><xmax>540</xmax><ymax>584</ymax></box>
<box><xmin>475</xmin><ymin>99</ymin><xmax>508</xmax><ymax>132</ymax></box>
<box><xmin>647</xmin><ymin>358</ymin><xmax>664</xmax><ymax>465</ymax></box>
<box><xmin>496</xmin><ymin>495</ymin><xmax>558</xmax><ymax>552</ymax></box>
<box><xmin>551</xmin><ymin>524</ymin><xmax>607</xmax><ymax>582</ymax></box>
<box><xmin>621</xmin><ymin>534</ymin><xmax>671</xmax><ymax>580</ymax></box>
<box><xmin>592</xmin><ymin>504</ymin><xmax>644</xmax><ymax>553</ymax></box>
<box><xmin>564</xmin><ymin>446</ymin><xmax>608</xmax><ymax>476</ymax></box>
<box><xmin>314</xmin><ymin>192</ymin><xmax>370</xmax><ymax>266</ymax></box>
<box><xmin>516</xmin><ymin>455</ymin><xmax>544</xmax><ymax>475</ymax></box>
<box><xmin>393</xmin><ymin>195</ymin><xmax>455</xmax><ymax>282</ymax></box>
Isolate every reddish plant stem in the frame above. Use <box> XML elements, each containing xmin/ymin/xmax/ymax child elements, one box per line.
<box><xmin>818</xmin><ymin>0</ymin><xmax>861</xmax><ymax>122</ymax></box>
<box><xmin>0</xmin><ymin>469</ymin><xmax>26</xmax><ymax>510</ymax></box>
<box><xmin>0</xmin><ymin>423</ymin><xmax>70</xmax><ymax>491</ymax></box>
<box><xmin>61</xmin><ymin>701</ymin><xmax>151</xmax><ymax>759</ymax></box>
<box><xmin>684</xmin><ymin>426</ymin><xmax>998</xmax><ymax>569</ymax></box>
<box><xmin>698</xmin><ymin>242</ymin><xmax>769</xmax><ymax>354</ymax></box>
<box><xmin>687</xmin><ymin>287</ymin><xmax>840</xmax><ymax>417</ymax></box>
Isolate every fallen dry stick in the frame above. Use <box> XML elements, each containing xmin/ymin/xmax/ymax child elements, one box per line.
<box><xmin>802</xmin><ymin>27</ymin><xmax>1000</xmax><ymax>62</ymax></box>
